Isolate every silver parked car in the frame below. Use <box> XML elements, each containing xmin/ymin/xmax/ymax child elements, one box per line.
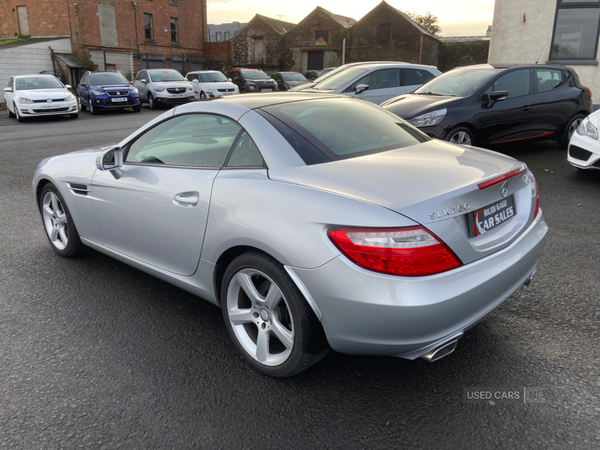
<box><xmin>33</xmin><ymin>93</ymin><xmax>547</xmax><ymax>377</ymax></box>
<box><xmin>301</xmin><ymin>63</ymin><xmax>442</xmax><ymax>104</ymax></box>
<box><xmin>133</xmin><ymin>69</ymin><xmax>194</xmax><ymax>109</ymax></box>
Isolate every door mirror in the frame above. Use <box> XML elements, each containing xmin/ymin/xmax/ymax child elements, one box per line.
<box><xmin>65</xmin><ymin>84</ymin><xmax>72</xmax><ymax>89</ymax></box>
<box><xmin>228</xmin><ymin>78</ymin><xmax>232</xmax><ymax>82</ymax></box>
<box><xmin>96</xmin><ymin>146</ymin><xmax>124</xmax><ymax>179</ymax></box>
<box><xmin>3</xmin><ymin>87</ymin><xmax>13</xmax><ymax>93</ymax></box>
<box><xmin>192</xmin><ymin>79</ymin><xmax>199</xmax><ymax>84</ymax></box>
<box><xmin>355</xmin><ymin>84</ymin><xmax>369</xmax><ymax>94</ymax></box>
<box><xmin>140</xmin><ymin>79</ymin><xmax>147</xmax><ymax>85</ymax></box>
<box><xmin>486</xmin><ymin>90</ymin><xmax>509</xmax><ymax>109</ymax></box>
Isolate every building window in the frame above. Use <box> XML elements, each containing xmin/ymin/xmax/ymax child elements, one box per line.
<box><xmin>224</xmin><ymin>31</ymin><xmax>230</xmax><ymax>40</ymax></box>
<box><xmin>315</xmin><ymin>30</ymin><xmax>329</xmax><ymax>45</ymax></box>
<box><xmin>144</xmin><ymin>13</ymin><xmax>153</xmax><ymax>41</ymax></box>
<box><xmin>378</xmin><ymin>23</ymin><xmax>392</xmax><ymax>39</ymax></box>
<box><xmin>550</xmin><ymin>1</ymin><xmax>600</xmax><ymax>60</ymax></box>
<box><xmin>170</xmin><ymin>17</ymin><xmax>178</xmax><ymax>43</ymax></box>
<box><xmin>216</xmin><ymin>32</ymin><xmax>222</xmax><ymax>42</ymax></box>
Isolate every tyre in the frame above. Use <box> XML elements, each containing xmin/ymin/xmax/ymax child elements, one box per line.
<box><xmin>200</xmin><ymin>91</ymin><xmax>207</xmax><ymax>100</ymax></box>
<box><xmin>15</xmin><ymin>107</ymin><xmax>24</xmax><ymax>122</ymax></box>
<box><xmin>78</xmin><ymin>97</ymin><xmax>87</xmax><ymax>112</ymax></box>
<box><xmin>70</xmin><ymin>113</ymin><xmax>79</xmax><ymax>119</ymax></box>
<box><xmin>132</xmin><ymin>104</ymin><xmax>142</xmax><ymax>112</ymax></box>
<box><xmin>558</xmin><ymin>113</ymin><xmax>586</xmax><ymax>149</ymax></box>
<box><xmin>90</xmin><ymin>102</ymin><xmax>98</xmax><ymax>115</ymax></box>
<box><xmin>148</xmin><ymin>93</ymin><xmax>156</xmax><ymax>110</ymax></box>
<box><xmin>39</xmin><ymin>184</ymin><xmax>85</xmax><ymax>257</ymax></box>
<box><xmin>446</xmin><ymin>126</ymin><xmax>475</xmax><ymax>146</ymax></box>
<box><xmin>8</xmin><ymin>104</ymin><xmax>15</xmax><ymax>118</ymax></box>
<box><xmin>221</xmin><ymin>251</ymin><xmax>329</xmax><ymax>377</ymax></box>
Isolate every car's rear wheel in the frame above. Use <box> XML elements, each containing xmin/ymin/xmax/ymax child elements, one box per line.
<box><xmin>148</xmin><ymin>93</ymin><xmax>156</xmax><ymax>110</ymax></box>
<box><xmin>221</xmin><ymin>251</ymin><xmax>329</xmax><ymax>377</ymax></box>
<box><xmin>40</xmin><ymin>184</ymin><xmax>85</xmax><ymax>257</ymax></box>
<box><xmin>559</xmin><ymin>113</ymin><xmax>586</xmax><ymax>149</ymax></box>
<box><xmin>447</xmin><ymin>126</ymin><xmax>475</xmax><ymax>146</ymax></box>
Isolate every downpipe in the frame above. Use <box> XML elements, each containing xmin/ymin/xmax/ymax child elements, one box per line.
<box><xmin>420</xmin><ymin>338</ymin><xmax>459</xmax><ymax>362</ymax></box>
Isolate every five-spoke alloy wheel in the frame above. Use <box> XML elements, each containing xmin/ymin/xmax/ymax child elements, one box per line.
<box><xmin>221</xmin><ymin>251</ymin><xmax>329</xmax><ymax>377</ymax></box>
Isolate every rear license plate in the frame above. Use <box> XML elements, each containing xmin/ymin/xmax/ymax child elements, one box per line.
<box><xmin>467</xmin><ymin>195</ymin><xmax>516</xmax><ymax>237</ymax></box>
<box><xmin>172</xmin><ymin>94</ymin><xmax>185</xmax><ymax>98</ymax></box>
<box><xmin>112</xmin><ymin>97</ymin><xmax>127</xmax><ymax>102</ymax></box>
<box><xmin>262</xmin><ymin>89</ymin><xmax>272</xmax><ymax>92</ymax></box>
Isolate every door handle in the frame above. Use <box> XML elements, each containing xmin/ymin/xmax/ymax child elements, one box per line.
<box><xmin>173</xmin><ymin>191</ymin><xmax>199</xmax><ymax>207</ymax></box>
<box><xmin>521</xmin><ymin>105</ymin><xmax>533</xmax><ymax>111</ymax></box>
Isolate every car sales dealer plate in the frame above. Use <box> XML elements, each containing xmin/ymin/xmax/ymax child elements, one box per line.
<box><xmin>467</xmin><ymin>195</ymin><xmax>516</xmax><ymax>237</ymax></box>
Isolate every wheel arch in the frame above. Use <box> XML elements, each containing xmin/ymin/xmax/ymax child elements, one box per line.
<box><xmin>443</xmin><ymin>122</ymin><xmax>477</xmax><ymax>140</ymax></box>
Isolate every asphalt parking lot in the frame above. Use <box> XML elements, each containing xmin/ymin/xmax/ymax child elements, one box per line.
<box><xmin>1</xmin><ymin>107</ymin><xmax>599</xmax><ymax>449</ymax></box>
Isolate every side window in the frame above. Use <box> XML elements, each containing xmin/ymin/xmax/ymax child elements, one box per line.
<box><xmin>486</xmin><ymin>70</ymin><xmax>531</xmax><ymax>98</ymax></box>
<box><xmin>226</xmin><ymin>132</ymin><xmax>264</xmax><ymax>167</ymax></box>
<box><xmin>137</xmin><ymin>71</ymin><xmax>147</xmax><ymax>82</ymax></box>
<box><xmin>349</xmin><ymin>69</ymin><xmax>400</xmax><ymax>91</ymax></box>
<box><xmin>81</xmin><ymin>73</ymin><xmax>89</xmax><ymax>86</ymax></box>
<box><xmin>8</xmin><ymin>77</ymin><xmax>14</xmax><ymax>89</ymax></box>
<box><xmin>404</xmin><ymin>69</ymin><xmax>436</xmax><ymax>86</ymax></box>
<box><xmin>125</xmin><ymin>114</ymin><xmax>242</xmax><ymax>168</ymax></box>
<box><xmin>187</xmin><ymin>73</ymin><xmax>197</xmax><ymax>82</ymax></box>
<box><xmin>535</xmin><ymin>68</ymin><xmax>563</xmax><ymax>93</ymax></box>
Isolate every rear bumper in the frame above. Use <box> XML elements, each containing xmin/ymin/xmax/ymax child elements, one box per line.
<box><xmin>289</xmin><ymin>212</ymin><xmax>548</xmax><ymax>359</ymax></box>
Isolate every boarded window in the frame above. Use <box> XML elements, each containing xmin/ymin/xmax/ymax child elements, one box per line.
<box><xmin>98</xmin><ymin>5</ymin><xmax>118</xmax><ymax>47</ymax></box>
<box><xmin>378</xmin><ymin>24</ymin><xmax>392</xmax><ymax>39</ymax></box>
<box><xmin>315</xmin><ymin>30</ymin><xmax>329</xmax><ymax>45</ymax></box>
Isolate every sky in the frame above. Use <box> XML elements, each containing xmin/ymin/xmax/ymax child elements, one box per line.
<box><xmin>207</xmin><ymin>0</ymin><xmax>495</xmax><ymax>37</ymax></box>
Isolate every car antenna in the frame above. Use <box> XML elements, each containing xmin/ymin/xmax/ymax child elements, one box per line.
<box><xmin>535</xmin><ymin>44</ymin><xmax>546</xmax><ymax>64</ymax></box>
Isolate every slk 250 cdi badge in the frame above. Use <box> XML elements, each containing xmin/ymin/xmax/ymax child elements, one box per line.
<box><xmin>33</xmin><ymin>93</ymin><xmax>548</xmax><ymax>377</ymax></box>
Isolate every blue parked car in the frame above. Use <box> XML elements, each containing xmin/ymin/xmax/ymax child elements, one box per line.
<box><xmin>77</xmin><ymin>71</ymin><xmax>141</xmax><ymax>114</ymax></box>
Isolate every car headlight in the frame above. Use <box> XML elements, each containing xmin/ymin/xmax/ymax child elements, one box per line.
<box><xmin>92</xmin><ymin>90</ymin><xmax>106</xmax><ymax>95</ymax></box>
<box><xmin>65</xmin><ymin>94</ymin><xmax>76</xmax><ymax>102</ymax></box>
<box><xmin>130</xmin><ymin>88</ymin><xmax>139</xmax><ymax>94</ymax></box>
<box><xmin>576</xmin><ymin>116</ymin><xmax>598</xmax><ymax>140</ymax></box>
<box><xmin>154</xmin><ymin>86</ymin><xmax>165</xmax><ymax>92</ymax></box>
<box><xmin>18</xmin><ymin>97</ymin><xmax>34</xmax><ymax>104</ymax></box>
<box><xmin>408</xmin><ymin>109</ymin><xmax>447</xmax><ymax>128</ymax></box>
<box><xmin>187</xmin><ymin>85</ymin><xmax>193</xmax><ymax>91</ymax></box>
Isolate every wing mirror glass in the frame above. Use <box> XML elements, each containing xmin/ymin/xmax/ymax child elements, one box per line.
<box><xmin>3</xmin><ymin>87</ymin><xmax>13</xmax><ymax>93</ymax></box>
<box><xmin>192</xmin><ymin>79</ymin><xmax>199</xmax><ymax>84</ymax></box>
<box><xmin>355</xmin><ymin>84</ymin><xmax>369</xmax><ymax>94</ymax></box>
<box><xmin>65</xmin><ymin>84</ymin><xmax>72</xmax><ymax>89</ymax></box>
<box><xmin>228</xmin><ymin>77</ymin><xmax>232</xmax><ymax>82</ymax></box>
<box><xmin>486</xmin><ymin>90</ymin><xmax>508</xmax><ymax>109</ymax></box>
<box><xmin>96</xmin><ymin>146</ymin><xmax>124</xmax><ymax>179</ymax></box>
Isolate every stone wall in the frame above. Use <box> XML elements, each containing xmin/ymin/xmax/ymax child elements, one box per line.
<box><xmin>231</xmin><ymin>17</ymin><xmax>287</xmax><ymax>69</ymax></box>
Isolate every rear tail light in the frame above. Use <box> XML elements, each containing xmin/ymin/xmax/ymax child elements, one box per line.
<box><xmin>587</xmin><ymin>90</ymin><xmax>592</xmax><ymax>98</ymax></box>
<box><xmin>534</xmin><ymin>178</ymin><xmax>540</xmax><ymax>219</ymax></box>
<box><xmin>328</xmin><ymin>227</ymin><xmax>462</xmax><ymax>277</ymax></box>
<box><xmin>478</xmin><ymin>167</ymin><xmax>524</xmax><ymax>190</ymax></box>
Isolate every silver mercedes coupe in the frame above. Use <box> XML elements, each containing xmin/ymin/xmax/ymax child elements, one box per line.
<box><xmin>33</xmin><ymin>93</ymin><xmax>548</xmax><ymax>377</ymax></box>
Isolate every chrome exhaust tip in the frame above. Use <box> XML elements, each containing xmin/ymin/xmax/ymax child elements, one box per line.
<box><xmin>420</xmin><ymin>339</ymin><xmax>458</xmax><ymax>362</ymax></box>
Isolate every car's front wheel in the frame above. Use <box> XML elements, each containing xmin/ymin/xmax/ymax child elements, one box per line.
<box><xmin>89</xmin><ymin>102</ymin><xmax>98</xmax><ymax>115</ymax></box>
<box><xmin>15</xmin><ymin>107</ymin><xmax>24</xmax><ymax>122</ymax></box>
<box><xmin>200</xmin><ymin>92</ymin><xmax>207</xmax><ymax>100</ymax></box>
<box><xmin>132</xmin><ymin>104</ymin><xmax>142</xmax><ymax>112</ymax></box>
<box><xmin>8</xmin><ymin>103</ymin><xmax>15</xmax><ymax>118</ymax></box>
<box><xmin>39</xmin><ymin>184</ymin><xmax>85</xmax><ymax>257</ymax></box>
<box><xmin>78</xmin><ymin>97</ymin><xmax>87</xmax><ymax>112</ymax></box>
<box><xmin>148</xmin><ymin>93</ymin><xmax>156</xmax><ymax>110</ymax></box>
<box><xmin>447</xmin><ymin>126</ymin><xmax>475</xmax><ymax>146</ymax></box>
<box><xmin>221</xmin><ymin>251</ymin><xmax>329</xmax><ymax>377</ymax></box>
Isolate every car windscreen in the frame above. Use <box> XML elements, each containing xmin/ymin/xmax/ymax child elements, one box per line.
<box><xmin>413</xmin><ymin>68</ymin><xmax>500</xmax><ymax>97</ymax></box>
<box><xmin>199</xmin><ymin>72</ymin><xmax>228</xmax><ymax>82</ymax></box>
<box><xmin>149</xmin><ymin>70</ymin><xmax>185</xmax><ymax>82</ymax></box>
<box><xmin>89</xmin><ymin>73</ymin><xmax>129</xmax><ymax>85</ymax></box>
<box><xmin>262</xmin><ymin>98</ymin><xmax>430</xmax><ymax>162</ymax></box>
<box><xmin>312</xmin><ymin>67</ymin><xmax>369</xmax><ymax>90</ymax></box>
<box><xmin>282</xmin><ymin>73</ymin><xmax>307</xmax><ymax>82</ymax></box>
<box><xmin>15</xmin><ymin>76</ymin><xmax>63</xmax><ymax>90</ymax></box>
<box><xmin>241</xmin><ymin>70</ymin><xmax>269</xmax><ymax>80</ymax></box>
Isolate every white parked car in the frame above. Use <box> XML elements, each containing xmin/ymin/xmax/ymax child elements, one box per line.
<box><xmin>3</xmin><ymin>74</ymin><xmax>78</xmax><ymax>121</ymax></box>
<box><xmin>133</xmin><ymin>69</ymin><xmax>195</xmax><ymax>109</ymax></box>
<box><xmin>185</xmin><ymin>71</ymin><xmax>239</xmax><ymax>100</ymax></box>
<box><xmin>301</xmin><ymin>63</ymin><xmax>442</xmax><ymax>105</ymax></box>
<box><xmin>568</xmin><ymin>111</ymin><xmax>600</xmax><ymax>170</ymax></box>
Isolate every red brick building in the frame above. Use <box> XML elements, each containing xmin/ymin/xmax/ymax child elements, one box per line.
<box><xmin>0</xmin><ymin>0</ymin><xmax>207</xmax><ymax>81</ymax></box>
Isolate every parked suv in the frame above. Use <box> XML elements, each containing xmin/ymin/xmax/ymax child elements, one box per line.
<box><xmin>77</xmin><ymin>71</ymin><xmax>141</xmax><ymax>114</ymax></box>
<box><xmin>227</xmin><ymin>68</ymin><xmax>278</xmax><ymax>93</ymax></box>
<box><xmin>134</xmin><ymin>69</ymin><xmax>194</xmax><ymax>109</ymax></box>
<box><xmin>382</xmin><ymin>64</ymin><xmax>593</xmax><ymax>148</ymax></box>
<box><xmin>185</xmin><ymin>70</ymin><xmax>239</xmax><ymax>100</ymax></box>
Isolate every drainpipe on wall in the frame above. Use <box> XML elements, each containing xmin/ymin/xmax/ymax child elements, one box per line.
<box><xmin>103</xmin><ymin>50</ymin><xmax>107</xmax><ymax>71</ymax></box>
<box><xmin>419</xmin><ymin>33</ymin><xmax>423</xmax><ymax>64</ymax></box>
<box><xmin>342</xmin><ymin>37</ymin><xmax>346</xmax><ymax>65</ymax></box>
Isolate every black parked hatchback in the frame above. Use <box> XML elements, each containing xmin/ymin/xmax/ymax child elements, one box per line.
<box><xmin>382</xmin><ymin>64</ymin><xmax>592</xmax><ymax>148</ymax></box>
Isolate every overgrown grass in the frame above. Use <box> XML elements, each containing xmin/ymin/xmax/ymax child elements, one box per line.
<box><xmin>0</xmin><ymin>38</ymin><xmax>25</xmax><ymax>45</ymax></box>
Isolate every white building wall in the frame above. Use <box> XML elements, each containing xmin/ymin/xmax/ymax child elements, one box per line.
<box><xmin>488</xmin><ymin>0</ymin><xmax>600</xmax><ymax>102</ymax></box>
<box><xmin>0</xmin><ymin>38</ymin><xmax>71</xmax><ymax>104</ymax></box>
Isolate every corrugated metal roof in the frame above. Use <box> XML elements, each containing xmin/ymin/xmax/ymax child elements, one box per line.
<box><xmin>55</xmin><ymin>53</ymin><xmax>86</xmax><ymax>68</ymax></box>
